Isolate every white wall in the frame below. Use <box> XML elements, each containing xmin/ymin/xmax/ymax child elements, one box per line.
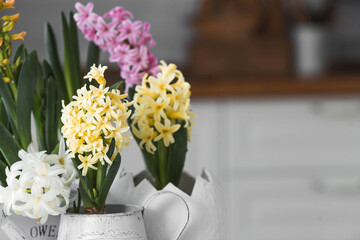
<box><xmin>11</xmin><ymin>0</ymin><xmax>201</xmax><ymax>66</ymax></box>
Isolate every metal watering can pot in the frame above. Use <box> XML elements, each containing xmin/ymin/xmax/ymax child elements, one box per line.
<box><xmin>0</xmin><ymin>206</ymin><xmax>60</xmax><ymax>240</ymax></box>
<box><xmin>57</xmin><ymin>192</ymin><xmax>189</xmax><ymax>240</ymax></box>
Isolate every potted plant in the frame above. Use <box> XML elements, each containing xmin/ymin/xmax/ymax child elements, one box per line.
<box><xmin>74</xmin><ymin>3</ymin><xmax>225</xmax><ymax>239</ymax></box>
<box><xmin>0</xmin><ymin>1</ymin><xmax>100</xmax><ymax>238</ymax></box>
<box><xmin>57</xmin><ymin>64</ymin><xmax>148</xmax><ymax>239</ymax></box>
<box><xmin>0</xmin><ymin>1</ymin><xmax>74</xmax><ymax>239</ymax></box>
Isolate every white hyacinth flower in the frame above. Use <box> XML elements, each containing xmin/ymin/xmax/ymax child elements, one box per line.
<box><xmin>0</xmin><ymin>148</ymin><xmax>76</xmax><ymax>224</ymax></box>
<box><xmin>44</xmin><ymin>137</ymin><xmax>78</xmax><ymax>185</ymax></box>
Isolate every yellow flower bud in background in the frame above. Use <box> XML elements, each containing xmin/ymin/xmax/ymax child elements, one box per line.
<box><xmin>1</xmin><ymin>13</ymin><xmax>19</xmax><ymax>21</ymax></box>
<box><xmin>3</xmin><ymin>77</ymin><xmax>10</xmax><ymax>83</ymax></box>
<box><xmin>10</xmin><ymin>31</ymin><xmax>25</xmax><ymax>41</ymax></box>
<box><xmin>1</xmin><ymin>13</ymin><xmax>19</xmax><ymax>32</ymax></box>
<box><xmin>2</xmin><ymin>59</ymin><xmax>9</xmax><ymax>66</ymax></box>
<box><xmin>0</xmin><ymin>0</ymin><xmax>15</xmax><ymax>9</ymax></box>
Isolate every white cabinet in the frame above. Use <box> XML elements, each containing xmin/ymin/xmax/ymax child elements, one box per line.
<box><xmin>230</xmin><ymin>177</ymin><xmax>360</xmax><ymax>240</ymax></box>
<box><xmin>225</xmin><ymin>98</ymin><xmax>360</xmax><ymax>240</ymax></box>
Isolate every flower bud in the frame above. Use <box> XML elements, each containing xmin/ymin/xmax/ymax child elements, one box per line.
<box><xmin>1</xmin><ymin>13</ymin><xmax>19</xmax><ymax>22</ymax></box>
<box><xmin>0</xmin><ymin>0</ymin><xmax>15</xmax><ymax>10</ymax></box>
<box><xmin>10</xmin><ymin>31</ymin><xmax>25</xmax><ymax>41</ymax></box>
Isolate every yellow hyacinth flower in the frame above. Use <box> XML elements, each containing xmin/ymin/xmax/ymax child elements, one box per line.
<box><xmin>61</xmin><ymin>65</ymin><xmax>132</xmax><ymax>176</ymax></box>
<box><xmin>154</xmin><ymin>120</ymin><xmax>180</xmax><ymax>147</ymax></box>
<box><xmin>131</xmin><ymin>61</ymin><xmax>195</xmax><ymax>153</ymax></box>
<box><xmin>84</xmin><ymin>64</ymin><xmax>107</xmax><ymax>85</ymax></box>
<box><xmin>132</xmin><ymin>123</ymin><xmax>157</xmax><ymax>154</ymax></box>
<box><xmin>78</xmin><ymin>154</ymin><xmax>98</xmax><ymax>176</ymax></box>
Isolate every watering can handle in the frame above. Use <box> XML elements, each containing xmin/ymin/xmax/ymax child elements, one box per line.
<box><xmin>144</xmin><ymin>191</ymin><xmax>190</xmax><ymax>240</ymax></box>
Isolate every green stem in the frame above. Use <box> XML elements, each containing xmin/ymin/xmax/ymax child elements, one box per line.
<box><xmin>157</xmin><ymin>140</ymin><xmax>168</xmax><ymax>189</ymax></box>
<box><xmin>87</xmin><ymin>168</ymin><xmax>96</xmax><ymax>201</ymax></box>
<box><xmin>75</xmin><ymin>189</ymin><xmax>81</xmax><ymax>214</ymax></box>
<box><xmin>96</xmin><ymin>162</ymin><xmax>103</xmax><ymax>194</ymax></box>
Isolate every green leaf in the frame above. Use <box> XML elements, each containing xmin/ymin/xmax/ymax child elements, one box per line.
<box><xmin>72</xmin><ymin>157</ymin><xmax>95</xmax><ymax>201</ymax></box>
<box><xmin>42</xmin><ymin>60</ymin><xmax>54</xmax><ymax>80</ymax></box>
<box><xmin>95</xmin><ymin>139</ymin><xmax>115</xmax><ymax>194</ymax></box>
<box><xmin>97</xmin><ymin>153</ymin><xmax>121</xmax><ymax>210</ymax></box>
<box><xmin>62</xmin><ymin>12</ymin><xmax>80</xmax><ymax>99</ymax></box>
<box><xmin>35</xmin><ymin>62</ymin><xmax>45</xmax><ymax>101</ymax></box>
<box><xmin>0</xmin><ymin>158</ymin><xmax>7</xmax><ymax>186</ymax></box>
<box><xmin>157</xmin><ymin>139</ymin><xmax>168</xmax><ymax>189</ymax></box>
<box><xmin>127</xmin><ymin>85</ymin><xmax>136</xmax><ymax>101</ymax></box>
<box><xmin>86</xmin><ymin>41</ymin><xmax>100</xmax><ymax>73</ymax></box>
<box><xmin>106</xmin><ymin>139</ymin><xmax>115</xmax><ymax>160</ymax></box>
<box><xmin>85</xmin><ymin>42</ymin><xmax>100</xmax><ymax>86</ymax></box>
<box><xmin>166</xmin><ymin>123</ymin><xmax>188</xmax><ymax>187</ymax></box>
<box><xmin>102</xmin><ymin>139</ymin><xmax>115</xmax><ymax>182</ymax></box>
<box><xmin>129</xmin><ymin>124</ymin><xmax>159</xmax><ymax>185</ymax></box>
<box><xmin>0</xmin><ymin>99</ymin><xmax>8</xmax><ymax>127</ymax></box>
<box><xmin>109</xmin><ymin>81</ymin><xmax>124</xmax><ymax>91</ymax></box>
<box><xmin>86</xmin><ymin>41</ymin><xmax>100</xmax><ymax>72</ymax></box>
<box><xmin>16</xmin><ymin>51</ymin><xmax>38</xmax><ymax>149</ymax></box>
<box><xmin>141</xmin><ymin>147</ymin><xmax>159</xmax><ymax>184</ymax></box>
<box><xmin>13</xmin><ymin>44</ymin><xmax>27</xmax><ymax>65</ymax></box>
<box><xmin>0</xmin><ymin>76</ymin><xmax>16</xmax><ymax>125</ymax></box>
<box><xmin>42</xmin><ymin>60</ymin><xmax>62</xmax><ymax>133</ymax></box>
<box><xmin>12</xmin><ymin>44</ymin><xmax>27</xmax><ymax>84</ymax></box>
<box><xmin>69</xmin><ymin>11</ymin><xmax>81</xmax><ymax>89</ymax></box>
<box><xmin>44</xmin><ymin>22</ymin><xmax>68</xmax><ymax>103</ymax></box>
<box><xmin>31</xmin><ymin>67</ymin><xmax>46</xmax><ymax>151</ymax></box>
<box><xmin>78</xmin><ymin>180</ymin><xmax>96</xmax><ymax>207</ymax></box>
<box><xmin>45</xmin><ymin>77</ymin><xmax>58</xmax><ymax>152</ymax></box>
<box><xmin>51</xmin><ymin>142</ymin><xmax>59</xmax><ymax>154</ymax></box>
<box><xmin>32</xmin><ymin>63</ymin><xmax>46</xmax><ymax>152</ymax></box>
<box><xmin>0</xmin><ymin>121</ymin><xmax>21</xmax><ymax>166</ymax></box>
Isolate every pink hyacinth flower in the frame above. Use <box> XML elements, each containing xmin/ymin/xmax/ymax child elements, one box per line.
<box><xmin>137</xmin><ymin>22</ymin><xmax>156</xmax><ymax>48</ymax></box>
<box><xmin>74</xmin><ymin>2</ymin><xmax>159</xmax><ymax>92</ymax></box>
<box><xmin>117</xmin><ymin>20</ymin><xmax>143</xmax><ymax>45</ymax></box>
<box><xmin>109</xmin><ymin>43</ymin><xmax>136</xmax><ymax>64</ymax></box>
<box><xmin>82</xmin><ymin>24</ymin><xmax>97</xmax><ymax>42</ymax></box>
<box><xmin>104</xmin><ymin>6</ymin><xmax>133</xmax><ymax>24</ymax></box>
<box><xmin>74</xmin><ymin>2</ymin><xmax>97</xmax><ymax>29</ymax></box>
<box><xmin>95</xmin><ymin>17</ymin><xmax>118</xmax><ymax>48</ymax></box>
<box><xmin>127</xmin><ymin>45</ymin><xmax>149</xmax><ymax>70</ymax></box>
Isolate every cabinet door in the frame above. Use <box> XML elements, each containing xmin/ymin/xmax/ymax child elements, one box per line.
<box><xmin>225</xmin><ymin>99</ymin><xmax>360</xmax><ymax>240</ymax></box>
<box><xmin>227</xmin><ymin>99</ymin><xmax>360</xmax><ymax>168</ymax></box>
<box><xmin>229</xmin><ymin>177</ymin><xmax>360</xmax><ymax>240</ymax></box>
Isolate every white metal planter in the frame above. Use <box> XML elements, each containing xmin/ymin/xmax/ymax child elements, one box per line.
<box><xmin>0</xmin><ymin>208</ymin><xmax>60</xmax><ymax>240</ymax></box>
<box><xmin>107</xmin><ymin>168</ymin><xmax>227</xmax><ymax>240</ymax></box>
<box><xmin>57</xmin><ymin>205</ymin><xmax>148</xmax><ymax>240</ymax></box>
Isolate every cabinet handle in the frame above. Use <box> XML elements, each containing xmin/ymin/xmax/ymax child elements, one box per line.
<box><xmin>312</xmin><ymin>178</ymin><xmax>360</xmax><ymax>194</ymax></box>
<box><xmin>311</xmin><ymin>101</ymin><xmax>360</xmax><ymax>119</ymax></box>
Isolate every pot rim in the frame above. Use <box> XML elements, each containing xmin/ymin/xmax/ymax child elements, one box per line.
<box><xmin>63</xmin><ymin>204</ymin><xmax>144</xmax><ymax>217</ymax></box>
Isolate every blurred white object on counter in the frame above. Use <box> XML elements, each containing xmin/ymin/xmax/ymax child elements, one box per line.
<box><xmin>292</xmin><ymin>24</ymin><xmax>329</xmax><ymax>77</ymax></box>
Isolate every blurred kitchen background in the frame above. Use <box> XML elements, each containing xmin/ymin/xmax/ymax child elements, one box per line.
<box><xmin>13</xmin><ymin>0</ymin><xmax>360</xmax><ymax>239</ymax></box>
